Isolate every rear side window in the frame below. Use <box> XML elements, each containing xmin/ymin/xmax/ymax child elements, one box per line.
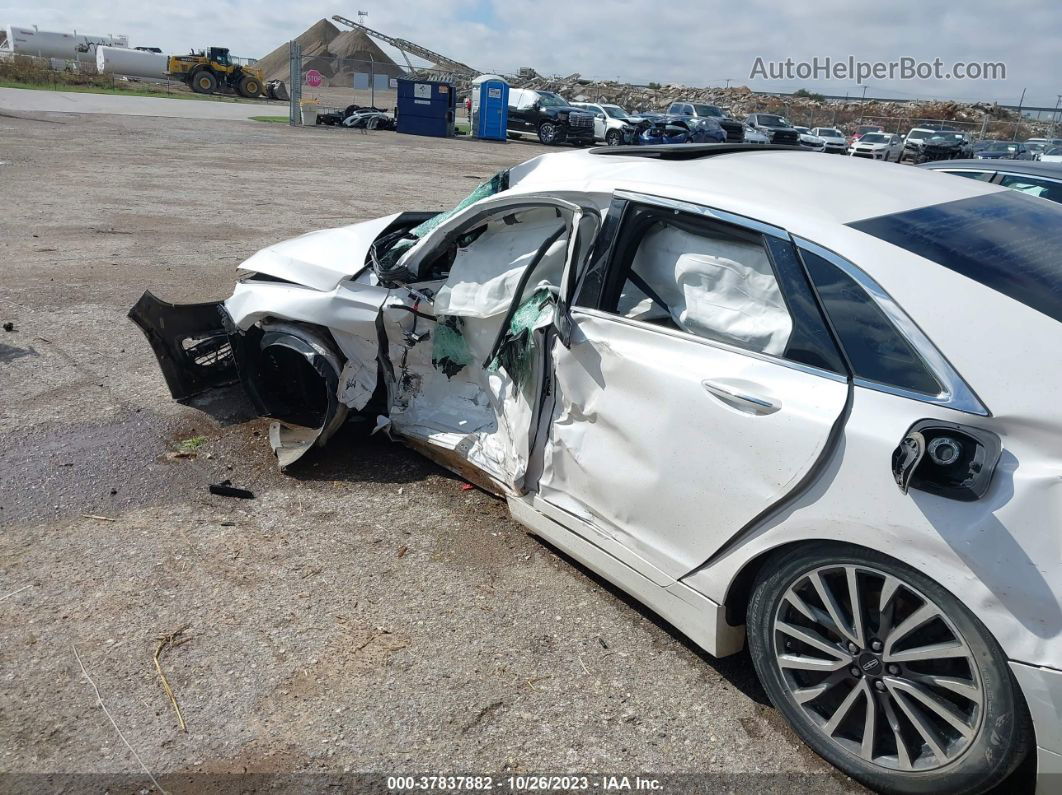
<box><xmin>997</xmin><ymin>173</ymin><xmax>1062</xmax><ymax>203</ymax></box>
<box><xmin>608</xmin><ymin>217</ymin><xmax>794</xmax><ymax>357</ymax></box>
<box><xmin>801</xmin><ymin>250</ymin><xmax>942</xmax><ymax>395</ymax></box>
<box><xmin>850</xmin><ymin>190</ymin><xmax>1062</xmax><ymax>324</ymax></box>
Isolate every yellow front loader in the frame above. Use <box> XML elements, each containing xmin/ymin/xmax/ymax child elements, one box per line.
<box><xmin>166</xmin><ymin>47</ymin><xmax>265</xmax><ymax>98</ymax></box>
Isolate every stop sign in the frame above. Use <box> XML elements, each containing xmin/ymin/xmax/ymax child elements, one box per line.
<box><xmin>305</xmin><ymin>69</ymin><xmax>323</xmax><ymax>88</ymax></box>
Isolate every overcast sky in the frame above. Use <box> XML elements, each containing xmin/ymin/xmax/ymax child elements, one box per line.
<box><xmin>10</xmin><ymin>0</ymin><xmax>1061</xmax><ymax>107</ymax></box>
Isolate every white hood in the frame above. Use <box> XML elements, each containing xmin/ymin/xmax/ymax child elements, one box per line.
<box><xmin>237</xmin><ymin>213</ymin><xmax>402</xmax><ymax>291</ymax></box>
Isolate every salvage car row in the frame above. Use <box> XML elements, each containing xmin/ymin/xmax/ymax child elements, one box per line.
<box><xmin>503</xmin><ymin>91</ymin><xmax>1061</xmax><ymax>168</ymax></box>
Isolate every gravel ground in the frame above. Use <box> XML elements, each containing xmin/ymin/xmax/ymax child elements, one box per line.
<box><xmin>0</xmin><ymin>109</ymin><xmax>869</xmax><ymax>793</ymax></box>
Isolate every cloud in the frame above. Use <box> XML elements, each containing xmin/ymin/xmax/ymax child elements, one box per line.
<box><xmin>7</xmin><ymin>0</ymin><xmax>1059</xmax><ymax>106</ymax></box>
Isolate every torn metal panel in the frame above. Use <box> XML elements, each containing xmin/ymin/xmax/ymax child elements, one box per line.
<box><xmin>225</xmin><ymin>279</ymin><xmax>389</xmax><ymax>417</ymax></box>
<box><xmin>377</xmin><ymin>201</ymin><xmax>583</xmax><ymax>493</ymax></box>
<box><xmin>237</xmin><ymin>213</ymin><xmax>403</xmax><ymax>291</ymax></box>
<box><xmin>269</xmin><ymin>421</ymin><xmax>321</xmax><ymax>470</ymax></box>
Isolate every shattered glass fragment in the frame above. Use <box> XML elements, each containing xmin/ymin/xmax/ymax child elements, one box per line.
<box><xmin>377</xmin><ymin>170</ymin><xmax>511</xmax><ymax>272</ymax></box>
<box><xmin>490</xmin><ymin>287</ymin><xmax>557</xmax><ymax>386</ymax></box>
<box><xmin>432</xmin><ymin>315</ymin><xmax>473</xmax><ymax>378</ymax></box>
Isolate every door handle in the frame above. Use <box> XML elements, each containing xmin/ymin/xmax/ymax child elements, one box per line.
<box><xmin>701</xmin><ymin>379</ymin><xmax>781</xmax><ymax>415</ymax></box>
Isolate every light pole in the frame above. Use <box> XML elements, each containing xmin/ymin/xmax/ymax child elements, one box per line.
<box><xmin>857</xmin><ymin>84</ymin><xmax>868</xmax><ymax>127</ymax></box>
<box><xmin>1054</xmin><ymin>94</ymin><xmax>1062</xmax><ymax>138</ymax></box>
<box><xmin>1012</xmin><ymin>87</ymin><xmax>1026</xmax><ymax>141</ymax></box>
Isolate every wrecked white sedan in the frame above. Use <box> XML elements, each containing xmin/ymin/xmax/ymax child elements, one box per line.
<box><xmin>132</xmin><ymin>144</ymin><xmax>1062</xmax><ymax>794</ymax></box>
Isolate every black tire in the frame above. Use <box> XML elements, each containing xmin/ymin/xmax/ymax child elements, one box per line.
<box><xmin>747</xmin><ymin>543</ymin><xmax>1031</xmax><ymax>795</ymax></box>
<box><xmin>605</xmin><ymin>129</ymin><xmax>623</xmax><ymax>147</ymax></box>
<box><xmin>237</xmin><ymin>75</ymin><xmax>261</xmax><ymax>98</ymax></box>
<box><xmin>538</xmin><ymin>121</ymin><xmax>560</xmax><ymax>145</ymax></box>
<box><xmin>190</xmin><ymin>69</ymin><xmax>217</xmax><ymax>94</ymax></box>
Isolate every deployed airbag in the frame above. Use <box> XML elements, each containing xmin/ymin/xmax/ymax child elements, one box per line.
<box><xmin>618</xmin><ymin>223</ymin><xmax>792</xmax><ymax>356</ymax></box>
<box><xmin>433</xmin><ymin>209</ymin><xmax>567</xmax><ymax>319</ymax></box>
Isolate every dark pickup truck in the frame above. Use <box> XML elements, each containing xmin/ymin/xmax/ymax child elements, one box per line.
<box><xmin>745</xmin><ymin>113</ymin><xmax>801</xmax><ymax>146</ymax></box>
<box><xmin>506</xmin><ymin>89</ymin><xmax>596</xmax><ymax>146</ymax></box>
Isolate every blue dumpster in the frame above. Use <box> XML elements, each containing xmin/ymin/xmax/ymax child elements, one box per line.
<box><xmin>472</xmin><ymin>75</ymin><xmax>509</xmax><ymax>141</ymax></box>
<box><xmin>395</xmin><ymin>79</ymin><xmax>455</xmax><ymax>138</ymax></box>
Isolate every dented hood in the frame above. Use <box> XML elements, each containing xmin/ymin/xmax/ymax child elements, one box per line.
<box><xmin>237</xmin><ymin>213</ymin><xmax>402</xmax><ymax>291</ymax></box>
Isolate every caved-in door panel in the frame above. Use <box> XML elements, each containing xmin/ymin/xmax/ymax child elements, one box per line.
<box><xmin>539</xmin><ymin>311</ymin><xmax>847</xmax><ymax>580</ymax></box>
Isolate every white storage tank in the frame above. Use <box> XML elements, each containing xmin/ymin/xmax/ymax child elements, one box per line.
<box><xmin>1</xmin><ymin>25</ymin><xmax>128</xmax><ymax>63</ymax></box>
<box><xmin>96</xmin><ymin>45</ymin><xmax>168</xmax><ymax>79</ymax></box>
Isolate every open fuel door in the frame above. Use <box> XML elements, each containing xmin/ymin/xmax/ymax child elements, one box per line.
<box><xmin>537</xmin><ymin>193</ymin><xmax>849</xmax><ymax>582</ymax></box>
<box><xmin>378</xmin><ymin>195</ymin><xmax>601</xmax><ymax>495</ymax></box>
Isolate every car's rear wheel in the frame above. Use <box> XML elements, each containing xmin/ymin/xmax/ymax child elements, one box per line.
<box><xmin>747</xmin><ymin>543</ymin><xmax>1031</xmax><ymax>795</ymax></box>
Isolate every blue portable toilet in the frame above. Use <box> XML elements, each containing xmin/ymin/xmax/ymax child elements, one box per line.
<box><xmin>472</xmin><ymin>74</ymin><xmax>509</xmax><ymax>141</ymax></box>
<box><xmin>395</xmin><ymin>79</ymin><xmax>455</xmax><ymax>138</ymax></box>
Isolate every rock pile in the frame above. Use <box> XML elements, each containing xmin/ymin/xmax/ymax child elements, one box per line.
<box><xmin>255</xmin><ymin>18</ymin><xmax>404</xmax><ymax>86</ymax></box>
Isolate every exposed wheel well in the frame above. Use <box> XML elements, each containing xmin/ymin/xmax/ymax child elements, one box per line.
<box><xmin>723</xmin><ymin>539</ymin><xmax>877</xmax><ymax>626</ymax></box>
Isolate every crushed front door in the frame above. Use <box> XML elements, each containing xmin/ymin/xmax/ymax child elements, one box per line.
<box><xmin>379</xmin><ymin>195</ymin><xmax>599</xmax><ymax>496</ymax></box>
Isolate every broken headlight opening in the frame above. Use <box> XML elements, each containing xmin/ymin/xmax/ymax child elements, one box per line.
<box><xmin>891</xmin><ymin>419</ymin><xmax>1002</xmax><ymax>501</ymax></box>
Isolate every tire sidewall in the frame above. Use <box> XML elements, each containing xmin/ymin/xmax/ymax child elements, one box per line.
<box><xmin>192</xmin><ymin>71</ymin><xmax>215</xmax><ymax>93</ymax></box>
<box><xmin>538</xmin><ymin>121</ymin><xmax>558</xmax><ymax>145</ymax></box>
<box><xmin>747</xmin><ymin>543</ymin><xmax>1031</xmax><ymax>795</ymax></box>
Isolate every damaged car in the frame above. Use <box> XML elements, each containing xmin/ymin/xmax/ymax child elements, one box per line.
<box><xmin>132</xmin><ymin>143</ymin><xmax>1062</xmax><ymax>795</ymax></box>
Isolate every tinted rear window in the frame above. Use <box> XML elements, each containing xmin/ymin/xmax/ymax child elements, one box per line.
<box><xmin>849</xmin><ymin>191</ymin><xmax>1062</xmax><ymax>323</ymax></box>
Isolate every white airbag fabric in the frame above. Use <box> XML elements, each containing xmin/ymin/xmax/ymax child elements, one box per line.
<box><xmin>618</xmin><ymin>224</ymin><xmax>792</xmax><ymax>356</ymax></box>
<box><xmin>433</xmin><ymin>209</ymin><xmax>567</xmax><ymax>318</ymax></box>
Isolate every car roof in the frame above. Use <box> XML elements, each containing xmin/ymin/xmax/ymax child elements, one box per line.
<box><xmin>918</xmin><ymin>159</ymin><xmax>1062</xmax><ymax>177</ymax></box>
<box><xmin>507</xmin><ymin>148</ymin><xmax>1001</xmax><ymax>232</ymax></box>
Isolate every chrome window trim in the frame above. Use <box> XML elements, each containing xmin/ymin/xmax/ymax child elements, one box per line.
<box><xmin>932</xmin><ymin>168</ymin><xmax>997</xmax><ymax>178</ymax></box>
<box><xmin>571</xmin><ymin>306</ymin><xmax>849</xmax><ymax>385</ymax></box>
<box><xmin>794</xmin><ymin>237</ymin><xmax>989</xmax><ymax>416</ymax></box>
<box><xmin>613</xmin><ymin>189</ymin><xmax>789</xmax><ymax>240</ymax></box>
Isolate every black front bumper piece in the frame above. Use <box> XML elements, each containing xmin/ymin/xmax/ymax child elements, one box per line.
<box><xmin>128</xmin><ymin>291</ymin><xmax>239</xmax><ymax>401</ymax></box>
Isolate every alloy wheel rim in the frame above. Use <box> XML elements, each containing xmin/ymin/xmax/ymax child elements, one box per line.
<box><xmin>772</xmin><ymin>563</ymin><xmax>984</xmax><ymax>772</ymax></box>
<box><xmin>541</xmin><ymin>123</ymin><xmax>555</xmax><ymax>142</ymax></box>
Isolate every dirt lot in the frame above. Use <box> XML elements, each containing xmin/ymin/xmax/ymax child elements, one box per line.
<box><xmin>0</xmin><ymin>110</ymin><xmax>864</xmax><ymax>792</ymax></box>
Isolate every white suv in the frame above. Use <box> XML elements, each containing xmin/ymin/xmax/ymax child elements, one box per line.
<box><xmin>570</xmin><ymin>102</ymin><xmax>638</xmax><ymax>146</ymax></box>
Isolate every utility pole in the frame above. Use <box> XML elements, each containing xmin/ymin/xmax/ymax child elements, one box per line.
<box><xmin>1013</xmin><ymin>87</ymin><xmax>1026</xmax><ymax>141</ymax></box>
<box><xmin>858</xmin><ymin>84</ymin><xmax>868</xmax><ymax>127</ymax></box>
<box><xmin>1053</xmin><ymin>94</ymin><xmax>1061</xmax><ymax>138</ymax></box>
